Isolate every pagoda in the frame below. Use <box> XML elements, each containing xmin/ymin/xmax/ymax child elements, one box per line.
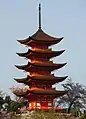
<box><xmin>13</xmin><ymin>4</ymin><xmax>68</xmax><ymax>110</ymax></box>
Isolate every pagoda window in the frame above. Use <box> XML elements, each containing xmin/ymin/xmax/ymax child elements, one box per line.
<box><xmin>47</xmin><ymin>84</ymin><xmax>51</xmax><ymax>89</ymax></box>
<box><xmin>48</xmin><ymin>103</ymin><xmax>52</xmax><ymax>107</ymax></box>
<box><xmin>37</xmin><ymin>103</ymin><xmax>40</xmax><ymax>107</ymax></box>
<box><xmin>42</xmin><ymin>96</ymin><xmax>46</xmax><ymax>101</ymax></box>
<box><xmin>41</xmin><ymin>84</ymin><xmax>46</xmax><ymax>89</ymax></box>
<box><xmin>29</xmin><ymin>103</ymin><xmax>31</xmax><ymax>107</ymax></box>
<box><xmin>37</xmin><ymin>96</ymin><xmax>41</xmax><ymax>101</ymax></box>
<box><xmin>44</xmin><ymin>84</ymin><xmax>48</xmax><ymax>89</ymax></box>
<box><xmin>33</xmin><ymin>103</ymin><xmax>36</xmax><ymax>107</ymax></box>
<box><xmin>31</xmin><ymin>82</ymin><xmax>36</xmax><ymax>88</ymax></box>
<box><xmin>47</xmin><ymin>96</ymin><xmax>51</xmax><ymax>101</ymax></box>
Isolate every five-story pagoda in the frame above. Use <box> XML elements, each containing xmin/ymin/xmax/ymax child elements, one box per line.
<box><xmin>13</xmin><ymin>4</ymin><xmax>68</xmax><ymax>110</ymax></box>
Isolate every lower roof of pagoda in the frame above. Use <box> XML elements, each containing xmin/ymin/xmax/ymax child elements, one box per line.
<box><xmin>14</xmin><ymin>75</ymin><xmax>68</xmax><ymax>84</ymax></box>
<box><xmin>13</xmin><ymin>88</ymin><xmax>68</xmax><ymax>97</ymax></box>
<box><xmin>16</xmin><ymin>49</ymin><xmax>65</xmax><ymax>59</ymax></box>
<box><xmin>15</xmin><ymin>61</ymin><xmax>67</xmax><ymax>72</ymax></box>
<box><xmin>17</xmin><ymin>29</ymin><xmax>63</xmax><ymax>45</ymax></box>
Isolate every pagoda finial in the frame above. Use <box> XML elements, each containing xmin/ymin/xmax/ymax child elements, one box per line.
<box><xmin>39</xmin><ymin>3</ymin><xmax>41</xmax><ymax>29</ymax></box>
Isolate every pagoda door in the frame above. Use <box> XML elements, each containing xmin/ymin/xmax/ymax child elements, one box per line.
<box><xmin>41</xmin><ymin>102</ymin><xmax>48</xmax><ymax>109</ymax></box>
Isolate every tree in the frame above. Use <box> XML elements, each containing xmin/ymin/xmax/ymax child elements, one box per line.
<box><xmin>5</xmin><ymin>95</ymin><xmax>11</xmax><ymax>103</ymax></box>
<box><xmin>4</xmin><ymin>95</ymin><xmax>22</xmax><ymax>112</ymax></box>
<box><xmin>8</xmin><ymin>100</ymin><xmax>21</xmax><ymax>112</ymax></box>
<box><xmin>56</xmin><ymin>78</ymin><xmax>86</xmax><ymax>113</ymax></box>
<box><xmin>0</xmin><ymin>97</ymin><xmax>4</xmax><ymax>109</ymax></box>
<box><xmin>4</xmin><ymin>95</ymin><xmax>11</xmax><ymax>111</ymax></box>
<box><xmin>11</xmin><ymin>86</ymin><xmax>28</xmax><ymax>107</ymax></box>
<box><xmin>0</xmin><ymin>90</ymin><xmax>4</xmax><ymax>109</ymax></box>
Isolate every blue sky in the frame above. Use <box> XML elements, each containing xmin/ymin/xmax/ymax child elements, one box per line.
<box><xmin>0</xmin><ymin>0</ymin><xmax>86</xmax><ymax>96</ymax></box>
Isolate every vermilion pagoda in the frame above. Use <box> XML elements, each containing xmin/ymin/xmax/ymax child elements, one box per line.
<box><xmin>13</xmin><ymin>4</ymin><xmax>68</xmax><ymax>110</ymax></box>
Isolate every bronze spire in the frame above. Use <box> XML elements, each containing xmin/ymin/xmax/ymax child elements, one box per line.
<box><xmin>39</xmin><ymin>3</ymin><xmax>41</xmax><ymax>29</ymax></box>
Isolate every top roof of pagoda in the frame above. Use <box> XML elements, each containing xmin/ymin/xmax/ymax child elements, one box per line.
<box><xmin>17</xmin><ymin>4</ymin><xmax>64</xmax><ymax>45</ymax></box>
<box><xmin>17</xmin><ymin>29</ymin><xmax>63</xmax><ymax>45</ymax></box>
<box><xmin>31</xmin><ymin>29</ymin><xmax>63</xmax><ymax>41</ymax></box>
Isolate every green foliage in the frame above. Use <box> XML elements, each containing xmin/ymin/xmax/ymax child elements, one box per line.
<box><xmin>0</xmin><ymin>90</ymin><xmax>5</xmax><ymax>109</ymax></box>
<box><xmin>30</xmin><ymin>110</ymin><xmax>74</xmax><ymax>119</ymax></box>
<box><xmin>80</xmin><ymin>111</ymin><xmax>86</xmax><ymax>119</ymax></box>
<box><xmin>0</xmin><ymin>97</ymin><xmax>4</xmax><ymax>109</ymax></box>
<box><xmin>2</xmin><ymin>95</ymin><xmax>22</xmax><ymax>112</ymax></box>
<box><xmin>5</xmin><ymin>96</ymin><xmax>11</xmax><ymax>103</ymax></box>
<box><xmin>8</xmin><ymin>100</ymin><xmax>21</xmax><ymax>112</ymax></box>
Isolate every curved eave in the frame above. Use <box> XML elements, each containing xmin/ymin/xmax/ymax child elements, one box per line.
<box><xmin>28</xmin><ymin>89</ymin><xmax>68</xmax><ymax>96</ymax></box>
<box><xmin>30</xmin><ymin>36</ymin><xmax>63</xmax><ymax>43</ymax></box>
<box><xmin>15</xmin><ymin>64</ymin><xmax>28</xmax><ymax>70</ymax></box>
<box><xmin>14</xmin><ymin>76</ymin><xmax>68</xmax><ymax>84</ymax></box>
<box><xmin>33</xmin><ymin>62</ymin><xmax>67</xmax><ymax>69</ymax></box>
<box><xmin>17</xmin><ymin>37</ymin><xmax>63</xmax><ymax>45</ymax></box>
<box><xmin>16</xmin><ymin>52</ymin><xmax>29</xmax><ymax>57</ymax></box>
<box><xmin>31</xmin><ymin>75</ymin><xmax>68</xmax><ymax>81</ymax></box>
<box><xmin>14</xmin><ymin>78</ymin><xmax>27</xmax><ymax>83</ymax></box>
<box><xmin>17</xmin><ymin>29</ymin><xmax>63</xmax><ymax>45</ymax></box>
<box><xmin>31</xmin><ymin>29</ymin><xmax>63</xmax><ymax>41</ymax></box>
<box><xmin>15</xmin><ymin>62</ymin><xmax>67</xmax><ymax>71</ymax></box>
<box><xmin>16</xmin><ymin>49</ymin><xmax>65</xmax><ymax>58</ymax></box>
<box><xmin>17</xmin><ymin>39</ymin><xmax>29</xmax><ymax>44</ymax></box>
<box><xmin>13</xmin><ymin>90</ymin><xmax>67</xmax><ymax>97</ymax></box>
